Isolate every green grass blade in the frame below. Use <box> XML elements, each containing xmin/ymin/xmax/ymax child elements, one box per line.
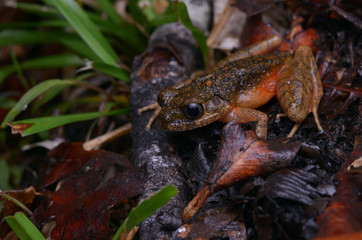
<box><xmin>0</xmin><ymin>54</ymin><xmax>84</xmax><ymax>84</ymax></box>
<box><xmin>0</xmin><ymin>29</ymin><xmax>49</xmax><ymax>46</ymax></box>
<box><xmin>0</xmin><ymin>20</ymin><xmax>68</xmax><ymax>29</ymax></box>
<box><xmin>0</xmin><ymin>98</ymin><xmax>16</xmax><ymax>110</ymax></box>
<box><xmin>87</xmin><ymin>13</ymin><xmax>146</xmax><ymax>53</ymax></box>
<box><xmin>92</xmin><ymin>62</ymin><xmax>130</xmax><ymax>83</ymax></box>
<box><xmin>0</xmin><ymin>193</ymin><xmax>32</xmax><ymax>215</ymax></box>
<box><xmin>95</xmin><ymin>0</ymin><xmax>123</xmax><ymax>24</ymax></box>
<box><xmin>14</xmin><ymin>2</ymin><xmax>59</xmax><ymax>18</ymax></box>
<box><xmin>31</xmin><ymin>86</ymin><xmax>67</xmax><ymax>114</ymax></box>
<box><xmin>149</xmin><ymin>12</ymin><xmax>178</xmax><ymax>26</ymax></box>
<box><xmin>0</xmin><ymin>30</ymin><xmax>101</xmax><ymax>61</ymax></box>
<box><xmin>0</xmin><ymin>66</ymin><xmax>15</xmax><ymax>85</ymax></box>
<box><xmin>10</xmin><ymin>48</ymin><xmax>29</xmax><ymax>90</ymax></box>
<box><xmin>0</xmin><ymin>158</ymin><xmax>11</xmax><ymax>190</ymax></box>
<box><xmin>177</xmin><ymin>2</ymin><xmax>208</xmax><ymax>66</ymax></box>
<box><xmin>20</xmin><ymin>54</ymin><xmax>84</xmax><ymax>69</ymax></box>
<box><xmin>128</xmin><ymin>0</ymin><xmax>148</xmax><ymax>28</ymax></box>
<box><xmin>5</xmin><ymin>212</ymin><xmax>46</xmax><ymax>240</ymax></box>
<box><xmin>1</xmin><ymin>79</ymin><xmax>78</xmax><ymax>128</ymax></box>
<box><xmin>9</xmin><ymin>108</ymin><xmax>129</xmax><ymax>136</ymax></box>
<box><xmin>148</xmin><ymin>1</ymin><xmax>178</xmax><ymax>26</ymax></box>
<box><xmin>51</xmin><ymin>0</ymin><xmax>119</xmax><ymax>66</ymax></box>
<box><xmin>113</xmin><ymin>185</ymin><xmax>178</xmax><ymax>239</ymax></box>
<box><xmin>57</xmin><ymin>34</ymin><xmax>102</xmax><ymax>61</ymax></box>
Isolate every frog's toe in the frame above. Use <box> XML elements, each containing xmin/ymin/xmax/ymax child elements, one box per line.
<box><xmin>287</xmin><ymin>122</ymin><xmax>301</xmax><ymax>138</ymax></box>
<box><xmin>312</xmin><ymin>110</ymin><xmax>323</xmax><ymax>132</ymax></box>
<box><xmin>255</xmin><ymin>123</ymin><xmax>267</xmax><ymax>140</ymax></box>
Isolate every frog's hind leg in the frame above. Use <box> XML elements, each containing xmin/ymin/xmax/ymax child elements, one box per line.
<box><xmin>276</xmin><ymin>46</ymin><xmax>323</xmax><ymax>137</ymax></box>
<box><xmin>217</xmin><ymin>35</ymin><xmax>282</xmax><ymax>67</ymax></box>
<box><xmin>219</xmin><ymin>108</ymin><xmax>268</xmax><ymax>139</ymax></box>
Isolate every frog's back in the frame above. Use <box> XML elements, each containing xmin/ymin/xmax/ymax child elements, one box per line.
<box><xmin>211</xmin><ymin>51</ymin><xmax>292</xmax><ymax>97</ymax></box>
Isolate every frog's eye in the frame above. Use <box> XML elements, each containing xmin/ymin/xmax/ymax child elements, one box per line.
<box><xmin>184</xmin><ymin>103</ymin><xmax>203</xmax><ymax>119</ymax></box>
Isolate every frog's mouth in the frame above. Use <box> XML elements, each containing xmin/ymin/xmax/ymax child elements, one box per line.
<box><xmin>158</xmin><ymin>98</ymin><xmax>231</xmax><ymax>131</ymax></box>
<box><xmin>158</xmin><ymin>111</ymin><xmax>221</xmax><ymax>131</ymax></box>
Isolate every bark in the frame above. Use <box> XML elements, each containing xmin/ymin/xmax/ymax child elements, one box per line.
<box><xmin>130</xmin><ymin>23</ymin><xmax>201</xmax><ymax>239</ymax></box>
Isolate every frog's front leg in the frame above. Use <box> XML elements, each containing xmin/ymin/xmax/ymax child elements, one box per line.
<box><xmin>219</xmin><ymin>108</ymin><xmax>268</xmax><ymax>139</ymax></box>
<box><xmin>276</xmin><ymin>45</ymin><xmax>323</xmax><ymax>137</ymax></box>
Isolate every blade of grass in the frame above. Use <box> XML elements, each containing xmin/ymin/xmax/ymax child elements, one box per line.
<box><xmin>51</xmin><ymin>0</ymin><xmax>119</xmax><ymax>66</ymax></box>
<box><xmin>128</xmin><ymin>0</ymin><xmax>148</xmax><ymax>27</ymax></box>
<box><xmin>0</xmin><ymin>29</ymin><xmax>50</xmax><ymax>46</ymax></box>
<box><xmin>5</xmin><ymin>212</ymin><xmax>46</xmax><ymax>240</ymax></box>
<box><xmin>0</xmin><ymin>54</ymin><xmax>84</xmax><ymax>84</ymax></box>
<box><xmin>31</xmin><ymin>85</ymin><xmax>68</xmax><ymax>114</ymax></box>
<box><xmin>87</xmin><ymin>13</ymin><xmax>147</xmax><ymax>53</ymax></box>
<box><xmin>9</xmin><ymin>108</ymin><xmax>129</xmax><ymax>136</ymax></box>
<box><xmin>0</xmin><ymin>20</ymin><xmax>68</xmax><ymax>29</ymax></box>
<box><xmin>113</xmin><ymin>185</ymin><xmax>178</xmax><ymax>239</ymax></box>
<box><xmin>92</xmin><ymin>62</ymin><xmax>130</xmax><ymax>83</ymax></box>
<box><xmin>149</xmin><ymin>12</ymin><xmax>178</xmax><ymax>26</ymax></box>
<box><xmin>95</xmin><ymin>0</ymin><xmax>123</xmax><ymax>24</ymax></box>
<box><xmin>0</xmin><ymin>30</ymin><xmax>101</xmax><ymax>61</ymax></box>
<box><xmin>14</xmin><ymin>2</ymin><xmax>59</xmax><ymax>18</ymax></box>
<box><xmin>0</xmin><ymin>158</ymin><xmax>11</xmax><ymax>190</ymax></box>
<box><xmin>1</xmin><ymin>79</ymin><xmax>79</xmax><ymax>128</ymax></box>
<box><xmin>57</xmin><ymin>34</ymin><xmax>102</xmax><ymax>61</ymax></box>
<box><xmin>177</xmin><ymin>2</ymin><xmax>208</xmax><ymax>66</ymax></box>
<box><xmin>0</xmin><ymin>193</ymin><xmax>32</xmax><ymax>215</ymax></box>
<box><xmin>10</xmin><ymin>48</ymin><xmax>29</xmax><ymax>90</ymax></box>
<box><xmin>6</xmin><ymin>1</ymin><xmax>146</xmax><ymax>53</ymax></box>
<box><xmin>0</xmin><ymin>98</ymin><xmax>16</xmax><ymax>110</ymax></box>
<box><xmin>20</xmin><ymin>54</ymin><xmax>83</xmax><ymax>69</ymax></box>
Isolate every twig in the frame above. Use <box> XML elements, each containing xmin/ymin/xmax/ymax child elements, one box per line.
<box><xmin>83</xmin><ymin>122</ymin><xmax>132</xmax><ymax>151</ymax></box>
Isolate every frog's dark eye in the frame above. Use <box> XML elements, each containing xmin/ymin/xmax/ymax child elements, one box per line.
<box><xmin>184</xmin><ymin>103</ymin><xmax>203</xmax><ymax>119</ymax></box>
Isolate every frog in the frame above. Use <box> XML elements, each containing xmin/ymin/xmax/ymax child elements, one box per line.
<box><xmin>138</xmin><ymin>35</ymin><xmax>323</xmax><ymax>139</ymax></box>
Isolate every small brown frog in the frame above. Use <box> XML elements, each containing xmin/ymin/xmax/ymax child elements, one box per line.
<box><xmin>139</xmin><ymin>36</ymin><xmax>323</xmax><ymax>139</ymax></box>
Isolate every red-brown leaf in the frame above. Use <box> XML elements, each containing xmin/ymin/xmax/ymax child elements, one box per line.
<box><xmin>32</xmin><ymin>143</ymin><xmax>145</xmax><ymax>240</ymax></box>
<box><xmin>316</xmin><ymin>144</ymin><xmax>362</xmax><ymax>237</ymax></box>
<box><xmin>0</xmin><ymin>187</ymin><xmax>41</xmax><ymax>237</ymax></box>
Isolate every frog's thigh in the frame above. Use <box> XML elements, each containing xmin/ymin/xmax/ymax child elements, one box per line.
<box><xmin>276</xmin><ymin>46</ymin><xmax>314</xmax><ymax>123</ymax></box>
<box><xmin>219</xmin><ymin>107</ymin><xmax>268</xmax><ymax>139</ymax></box>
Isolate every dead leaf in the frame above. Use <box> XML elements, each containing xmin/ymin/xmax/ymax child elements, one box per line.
<box><xmin>183</xmin><ymin>122</ymin><xmax>301</xmax><ymax>222</ymax></box>
<box><xmin>32</xmin><ymin>143</ymin><xmax>145</xmax><ymax>240</ymax></box>
<box><xmin>317</xmin><ymin>144</ymin><xmax>362</xmax><ymax>237</ymax></box>
<box><xmin>7</xmin><ymin>122</ymin><xmax>34</xmax><ymax>136</ymax></box>
<box><xmin>0</xmin><ymin>187</ymin><xmax>41</xmax><ymax>237</ymax></box>
<box><xmin>234</xmin><ymin>0</ymin><xmax>284</xmax><ymax>16</ymax></box>
<box><xmin>178</xmin><ymin>204</ymin><xmax>246</xmax><ymax>239</ymax></box>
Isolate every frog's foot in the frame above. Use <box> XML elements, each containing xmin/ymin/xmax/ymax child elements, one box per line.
<box><xmin>276</xmin><ymin>112</ymin><xmax>323</xmax><ymax>138</ymax></box>
<box><xmin>312</xmin><ymin>109</ymin><xmax>323</xmax><ymax>132</ymax></box>
<box><xmin>275</xmin><ymin>113</ymin><xmax>287</xmax><ymax>120</ymax></box>
<box><xmin>219</xmin><ymin>108</ymin><xmax>268</xmax><ymax>139</ymax></box>
<box><xmin>287</xmin><ymin>122</ymin><xmax>301</xmax><ymax>138</ymax></box>
<box><xmin>138</xmin><ymin>102</ymin><xmax>161</xmax><ymax>130</ymax></box>
<box><xmin>276</xmin><ymin>113</ymin><xmax>300</xmax><ymax>137</ymax></box>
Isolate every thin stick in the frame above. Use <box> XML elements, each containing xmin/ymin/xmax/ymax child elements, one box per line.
<box><xmin>207</xmin><ymin>0</ymin><xmax>235</xmax><ymax>48</ymax></box>
<box><xmin>83</xmin><ymin>122</ymin><xmax>132</xmax><ymax>151</ymax></box>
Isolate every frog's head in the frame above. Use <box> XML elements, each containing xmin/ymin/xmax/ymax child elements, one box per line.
<box><xmin>157</xmin><ymin>84</ymin><xmax>231</xmax><ymax>131</ymax></box>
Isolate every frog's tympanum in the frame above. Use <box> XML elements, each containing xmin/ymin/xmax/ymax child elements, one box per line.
<box><xmin>139</xmin><ymin>36</ymin><xmax>323</xmax><ymax>139</ymax></box>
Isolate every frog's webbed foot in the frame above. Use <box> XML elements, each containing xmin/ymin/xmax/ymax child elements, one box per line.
<box><xmin>138</xmin><ymin>102</ymin><xmax>161</xmax><ymax>130</ymax></box>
